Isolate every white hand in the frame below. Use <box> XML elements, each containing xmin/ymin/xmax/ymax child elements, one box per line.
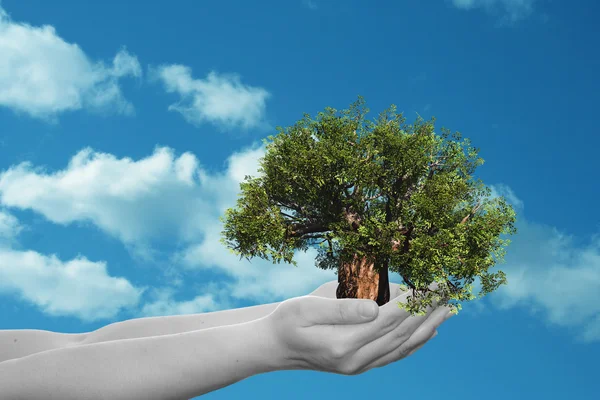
<box><xmin>266</xmin><ymin>288</ymin><xmax>453</xmax><ymax>376</ymax></box>
<box><xmin>307</xmin><ymin>280</ymin><xmax>441</xmax><ymax>358</ymax></box>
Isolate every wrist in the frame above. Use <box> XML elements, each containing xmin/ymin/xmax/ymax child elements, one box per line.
<box><xmin>259</xmin><ymin>312</ymin><xmax>309</xmax><ymax>372</ymax></box>
<box><xmin>231</xmin><ymin>315</ymin><xmax>296</xmax><ymax>374</ymax></box>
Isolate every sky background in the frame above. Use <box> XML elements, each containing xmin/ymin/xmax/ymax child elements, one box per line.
<box><xmin>0</xmin><ymin>0</ymin><xmax>598</xmax><ymax>398</ymax></box>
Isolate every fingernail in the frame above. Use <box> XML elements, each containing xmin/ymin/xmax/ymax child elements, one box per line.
<box><xmin>359</xmin><ymin>301</ymin><xmax>378</xmax><ymax>318</ymax></box>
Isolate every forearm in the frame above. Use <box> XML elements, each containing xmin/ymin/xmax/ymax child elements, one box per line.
<box><xmin>0</xmin><ymin>317</ymin><xmax>288</xmax><ymax>400</ymax></box>
<box><xmin>81</xmin><ymin>301</ymin><xmax>281</xmax><ymax>346</ymax></box>
<box><xmin>0</xmin><ymin>329</ymin><xmax>85</xmax><ymax>363</ymax></box>
<box><xmin>0</xmin><ymin>302</ymin><xmax>282</xmax><ymax>363</ymax></box>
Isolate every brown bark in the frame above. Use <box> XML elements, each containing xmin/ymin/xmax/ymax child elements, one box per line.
<box><xmin>335</xmin><ymin>207</ymin><xmax>401</xmax><ymax>306</ymax></box>
<box><xmin>336</xmin><ymin>253</ymin><xmax>390</xmax><ymax>306</ymax></box>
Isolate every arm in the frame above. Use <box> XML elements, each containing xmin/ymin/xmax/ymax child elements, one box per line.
<box><xmin>0</xmin><ymin>301</ymin><xmax>285</xmax><ymax>363</ymax></box>
<box><xmin>0</xmin><ymin>302</ymin><xmax>281</xmax><ymax>363</ymax></box>
<box><xmin>81</xmin><ymin>281</ymin><xmax>400</xmax><ymax>346</ymax></box>
<box><xmin>0</xmin><ymin>286</ymin><xmax>451</xmax><ymax>399</ymax></box>
<box><xmin>1</xmin><ymin>281</ymin><xmax>401</xmax><ymax>362</ymax></box>
<box><xmin>0</xmin><ymin>316</ymin><xmax>284</xmax><ymax>400</ymax></box>
<box><xmin>0</xmin><ymin>329</ymin><xmax>85</xmax><ymax>364</ymax></box>
<box><xmin>79</xmin><ymin>301</ymin><xmax>282</xmax><ymax>346</ymax></box>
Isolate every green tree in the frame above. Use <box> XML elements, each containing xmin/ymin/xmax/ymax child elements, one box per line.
<box><xmin>219</xmin><ymin>97</ymin><xmax>517</xmax><ymax>315</ymax></box>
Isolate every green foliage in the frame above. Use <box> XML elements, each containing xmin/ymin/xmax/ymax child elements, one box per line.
<box><xmin>219</xmin><ymin>96</ymin><xmax>517</xmax><ymax>315</ymax></box>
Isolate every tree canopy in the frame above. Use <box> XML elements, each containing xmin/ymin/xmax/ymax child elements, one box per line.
<box><xmin>219</xmin><ymin>97</ymin><xmax>517</xmax><ymax>314</ymax></box>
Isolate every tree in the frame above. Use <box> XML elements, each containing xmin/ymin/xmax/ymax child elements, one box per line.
<box><xmin>219</xmin><ymin>97</ymin><xmax>517</xmax><ymax>315</ymax></box>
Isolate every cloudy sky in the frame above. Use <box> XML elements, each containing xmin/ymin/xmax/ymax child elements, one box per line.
<box><xmin>0</xmin><ymin>0</ymin><xmax>598</xmax><ymax>398</ymax></box>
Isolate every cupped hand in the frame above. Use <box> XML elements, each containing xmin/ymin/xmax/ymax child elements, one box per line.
<box><xmin>266</xmin><ymin>287</ymin><xmax>453</xmax><ymax>376</ymax></box>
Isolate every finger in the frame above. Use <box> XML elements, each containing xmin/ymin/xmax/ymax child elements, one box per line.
<box><xmin>365</xmin><ymin>326</ymin><xmax>436</xmax><ymax>371</ymax></box>
<box><xmin>359</xmin><ymin>328</ymin><xmax>437</xmax><ymax>373</ymax></box>
<box><xmin>330</xmin><ymin>288</ymin><xmax>430</xmax><ymax>350</ymax></box>
<box><xmin>388</xmin><ymin>283</ymin><xmax>403</xmax><ymax>298</ymax></box>
<box><xmin>306</xmin><ymin>283</ymin><xmax>440</xmax><ymax>335</ymax></box>
<box><xmin>359</xmin><ymin>288</ymin><xmax>440</xmax><ymax>344</ymax></box>
<box><xmin>406</xmin><ymin>330</ymin><xmax>437</xmax><ymax>357</ymax></box>
<box><xmin>309</xmin><ymin>281</ymin><xmax>338</xmax><ymax>298</ymax></box>
<box><xmin>303</xmin><ymin>296</ymin><xmax>380</xmax><ymax>325</ymax></box>
<box><xmin>359</xmin><ymin>307</ymin><xmax>452</xmax><ymax>372</ymax></box>
<box><xmin>349</xmin><ymin>301</ymin><xmax>444</xmax><ymax>370</ymax></box>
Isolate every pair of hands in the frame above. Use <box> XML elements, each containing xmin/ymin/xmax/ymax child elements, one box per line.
<box><xmin>266</xmin><ymin>281</ymin><xmax>454</xmax><ymax>376</ymax></box>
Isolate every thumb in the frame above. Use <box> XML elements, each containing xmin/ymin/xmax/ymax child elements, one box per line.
<box><xmin>307</xmin><ymin>297</ymin><xmax>379</xmax><ymax>325</ymax></box>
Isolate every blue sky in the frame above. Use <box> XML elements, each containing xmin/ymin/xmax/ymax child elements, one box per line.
<box><xmin>0</xmin><ymin>0</ymin><xmax>598</xmax><ymax>398</ymax></box>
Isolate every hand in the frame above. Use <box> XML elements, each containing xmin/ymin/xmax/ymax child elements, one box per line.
<box><xmin>308</xmin><ymin>280</ymin><xmax>443</xmax><ymax>358</ymax></box>
<box><xmin>266</xmin><ymin>288</ymin><xmax>453</xmax><ymax>376</ymax></box>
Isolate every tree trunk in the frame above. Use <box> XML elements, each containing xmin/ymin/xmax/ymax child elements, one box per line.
<box><xmin>336</xmin><ymin>205</ymin><xmax>392</xmax><ymax>306</ymax></box>
<box><xmin>336</xmin><ymin>253</ymin><xmax>390</xmax><ymax>306</ymax></box>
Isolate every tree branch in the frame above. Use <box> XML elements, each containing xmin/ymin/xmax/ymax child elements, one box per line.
<box><xmin>273</xmin><ymin>200</ymin><xmax>302</xmax><ymax>215</ymax></box>
<box><xmin>287</xmin><ymin>222</ymin><xmax>330</xmax><ymax>237</ymax></box>
<box><xmin>305</xmin><ymin>233</ymin><xmax>329</xmax><ymax>240</ymax></box>
<box><xmin>279</xmin><ymin>211</ymin><xmax>303</xmax><ymax>221</ymax></box>
<box><xmin>365</xmin><ymin>192</ymin><xmax>384</xmax><ymax>201</ymax></box>
<box><xmin>401</xmin><ymin>160</ymin><xmax>445</xmax><ymax>203</ymax></box>
<box><xmin>460</xmin><ymin>201</ymin><xmax>482</xmax><ymax>225</ymax></box>
<box><xmin>352</xmin><ymin>183</ymin><xmax>363</xmax><ymax>205</ymax></box>
<box><xmin>446</xmin><ymin>279</ymin><xmax>459</xmax><ymax>294</ymax></box>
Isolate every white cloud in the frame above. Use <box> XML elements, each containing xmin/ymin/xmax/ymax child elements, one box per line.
<box><xmin>0</xmin><ymin>6</ymin><xmax>141</xmax><ymax>120</ymax></box>
<box><xmin>446</xmin><ymin>185</ymin><xmax>600</xmax><ymax>343</ymax></box>
<box><xmin>490</xmin><ymin>183</ymin><xmax>524</xmax><ymax>210</ymax></box>
<box><xmin>492</xmin><ymin>220</ymin><xmax>600</xmax><ymax>343</ymax></box>
<box><xmin>0</xmin><ymin>249</ymin><xmax>146</xmax><ymax>322</ymax></box>
<box><xmin>0</xmin><ymin>147</ymin><xmax>211</xmax><ymax>251</ymax></box>
<box><xmin>450</xmin><ymin>0</ymin><xmax>537</xmax><ymax>22</ymax></box>
<box><xmin>139</xmin><ymin>287</ymin><xmax>218</xmax><ymax>317</ymax></box>
<box><xmin>138</xmin><ymin>280</ymin><xmax>242</xmax><ymax>318</ymax></box>
<box><xmin>177</xmin><ymin>226</ymin><xmax>336</xmax><ymax>302</ymax></box>
<box><xmin>152</xmin><ymin>64</ymin><xmax>270</xmax><ymax>130</ymax></box>
<box><xmin>0</xmin><ymin>209</ymin><xmax>22</xmax><ymax>244</ymax></box>
<box><xmin>0</xmin><ymin>207</ymin><xmax>143</xmax><ymax>323</ymax></box>
<box><xmin>467</xmin><ymin>185</ymin><xmax>600</xmax><ymax>342</ymax></box>
<box><xmin>303</xmin><ymin>0</ymin><xmax>318</xmax><ymax>10</ymax></box>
